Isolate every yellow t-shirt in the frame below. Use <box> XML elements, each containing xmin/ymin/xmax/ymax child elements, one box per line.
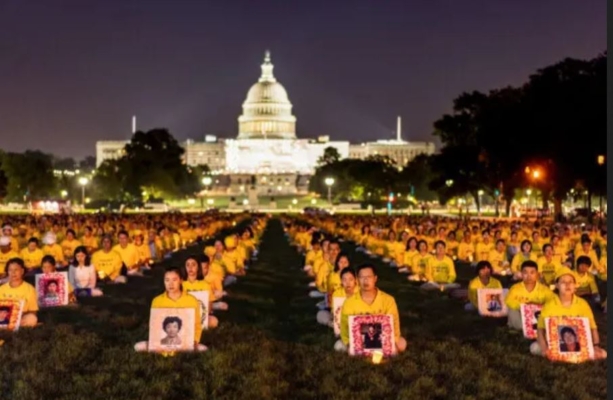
<box><xmin>475</xmin><ymin>242</ymin><xmax>494</xmax><ymax>261</ymax></box>
<box><xmin>183</xmin><ymin>279</ymin><xmax>214</xmax><ymax>308</ymax></box>
<box><xmin>134</xmin><ymin>243</ymin><xmax>152</xmax><ymax>264</ymax></box>
<box><xmin>575</xmin><ymin>272</ymin><xmax>599</xmax><ymax>296</ymax></box>
<box><xmin>411</xmin><ymin>253</ymin><xmax>431</xmax><ymax>276</ymax></box>
<box><xmin>505</xmin><ymin>281</ymin><xmax>555</xmax><ymax>310</ymax></box>
<box><xmin>0</xmin><ymin>281</ymin><xmax>39</xmax><ymax>312</ymax></box>
<box><xmin>43</xmin><ymin>244</ymin><xmax>65</xmax><ymax>264</ymax></box>
<box><xmin>112</xmin><ymin>244</ymin><xmax>140</xmax><ymax>270</ymax></box>
<box><xmin>510</xmin><ymin>252</ymin><xmax>537</xmax><ymax>273</ymax></box>
<box><xmin>425</xmin><ymin>255</ymin><xmax>456</xmax><ymax>283</ymax></box>
<box><xmin>340</xmin><ymin>289</ymin><xmax>401</xmax><ymax>345</ymax></box>
<box><xmin>0</xmin><ymin>250</ymin><xmax>20</xmax><ymax>275</ymax></box>
<box><xmin>60</xmin><ymin>239</ymin><xmax>82</xmax><ymax>259</ymax></box>
<box><xmin>537</xmin><ymin>295</ymin><xmax>596</xmax><ymax>330</ymax></box>
<box><xmin>537</xmin><ymin>257</ymin><xmax>563</xmax><ymax>285</ymax></box>
<box><xmin>151</xmin><ymin>292</ymin><xmax>202</xmax><ymax>342</ymax></box>
<box><xmin>91</xmin><ymin>250</ymin><xmax>123</xmax><ymax>280</ymax></box>
<box><xmin>467</xmin><ymin>276</ymin><xmax>502</xmax><ymax>307</ymax></box>
<box><xmin>20</xmin><ymin>248</ymin><xmax>44</xmax><ymax>270</ymax></box>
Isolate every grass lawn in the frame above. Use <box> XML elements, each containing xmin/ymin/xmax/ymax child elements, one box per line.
<box><xmin>0</xmin><ymin>218</ymin><xmax>606</xmax><ymax>400</ymax></box>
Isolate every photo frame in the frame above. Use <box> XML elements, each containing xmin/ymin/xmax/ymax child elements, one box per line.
<box><xmin>147</xmin><ymin>308</ymin><xmax>195</xmax><ymax>352</ymax></box>
<box><xmin>477</xmin><ymin>288</ymin><xmax>508</xmax><ymax>317</ymax></box>
<box><xmin>348</xmin><ymin>314</ymin><xmax>396</xmax><ymax>357</ymax></box>
<box><xmin>0</xmin><ymin>299</ymin><xmax>24</xmax><ymax>331</ymax></box>
<box><xmin>520</xmin><ymin>304</ymin><xmax>543</xmax><ymax>339</ymax></box>
<box><xmin>35</xmin><ymin>272</ymin><xmax>69</xmax><ymax>307</ymax></box>
<box><xmin>545</xmin><ymin>316</ymin><xmax>594</xmax><ymax>363</ymax></box>
<box><xmin>186</xmin><ymin>290</ymin><xmax>209</xmax><ymax>330</ymax></box>
<box><xmin>332</xmin><ymin>296</ymin><xmax>346</xmax><ymax>336</ymax></box>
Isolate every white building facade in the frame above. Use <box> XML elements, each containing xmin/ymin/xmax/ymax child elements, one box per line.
<box><xmin>95</xmin><ymin>52</ymin><xmax>435</xmax><ymax>194</ymax></box>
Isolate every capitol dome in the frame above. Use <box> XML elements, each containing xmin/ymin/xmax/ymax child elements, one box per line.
<box><xmin>238</xmin><ymin>51</ymin><xmax>297</xmax><ymax>140</ymax></box>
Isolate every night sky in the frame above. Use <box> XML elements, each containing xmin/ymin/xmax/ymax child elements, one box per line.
<box><xmin>0</xmin><ymin>0</ymin><xmax>606</xmax><ymax>159</ymax></box>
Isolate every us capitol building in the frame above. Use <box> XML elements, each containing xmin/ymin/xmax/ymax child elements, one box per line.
<box><xmin>96</xmin><ymin>51</ymin><xmax>435</xmax><ymax>195</ymax></box>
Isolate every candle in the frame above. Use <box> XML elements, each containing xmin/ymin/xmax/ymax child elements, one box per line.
<box><xmin>371</xmin><ymin>350</ymin><xmax>383</xmax><ymax>364</ymax></box>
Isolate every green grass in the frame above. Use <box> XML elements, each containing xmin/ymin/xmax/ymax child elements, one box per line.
<box><xmin>0</xmin><ymin>218</ymin><xmax>607</xmax><ymax>400</ymax></box>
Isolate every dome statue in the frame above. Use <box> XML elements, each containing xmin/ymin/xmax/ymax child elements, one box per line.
<box><xmin>237</xmin><ymin>51</ymin><xmax>297</xmax><ymax>140</ymax></box>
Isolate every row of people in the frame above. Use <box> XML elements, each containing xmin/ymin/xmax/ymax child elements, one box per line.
<box><xmin>290</xmin><ymin>215</ymin><xmax>606</xmax><ymax>362</ymax></box>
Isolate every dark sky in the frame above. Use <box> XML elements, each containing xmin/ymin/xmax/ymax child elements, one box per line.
<box><xmin>0</xmin><ymin>0</ymin><xmax>606</xmax><ymax>159</ymax></box>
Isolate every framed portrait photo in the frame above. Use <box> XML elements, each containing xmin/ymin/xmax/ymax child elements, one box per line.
<box><xmin>348</xmin><ymin>314</ymin><xmax>396</xmax><ymax>357</ymax></box>
<box><xmin>187</xmin><ymin>290</ymin><xmax>210</xmax><ymax>330</ymax></box>
<box><xmin>36</xmin><ymin>272</ymin><xmax>69</xmax><ymax>307</ymax></box>
<box><xmin>0</xmin><ymin>299</ymin><xmax>25</xmax><ymax>331</ymax></box>
<box><xmin>477</xmin><ymin>288</ymin><xmax>508</xmax><ymax>317</ymax></box>
<box><xmin>332</xmin><ymin>296</ymin><xmax>346</xmax><ymax>337</ymax></box>
<box><xmin>520</xmin><ymin>304</ymin><xmax>543</xmax><ymax>339</ymax></box>
<box><xmin>147</xmin><ymin>308</ymin><xmax>195</xmax><ymax>352</ymax></box>
<box><xmin>545</xmin><ymin>316</ymin><xmax>594</xmax><ymax>363</ymax></box>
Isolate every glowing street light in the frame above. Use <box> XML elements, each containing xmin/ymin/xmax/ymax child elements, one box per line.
<box><xmin>532</xmin><ymin>170</ymin><xmax>540</xmax><ymax>179</ymax></box>
<box><xmin>445</xmin><ymin>179</ymin><xmax>454</xmax><ymax>187</ymax></box>
<box><xmin>60</xmin><ymin>190</ymin><xmax>68</xmax><ymax>198</ymax></box>
<box><xmin>597</xmin><ymin>155</ymin><xmax>605</xmax><ymax>165</ymax></box>
<box><xmin>324</xmin><ymin>177</ymin><xmax>335</xmax><ymax>206</ymax></box>
<box><xmin>201</xmin><ymin>176</ymin><xmax>213</xmax><ymax>209</ymax></box>
<box><xmin>78</xmin><ymin>177</ymin><xmax>89</xmax><ymax>206</ymax></box>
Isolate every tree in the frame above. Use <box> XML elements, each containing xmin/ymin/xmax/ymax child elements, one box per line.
<box><xmin>400</xmin><ymin>155</ymin><xmax>438</xmax><ymax>201</ymax></box>
<box><xmin>0</xmin><ymin>151</ymin><xmax>57</xmax><ymax>201</ymax></box>
<box><xmin>91</xmin><ymin>158</ymin><xmax>130</xmax><ymax>201</ymax></box>
<box><xmin>121</xmin><ymin>128</ymin><xmax>193</xmax><ymax>200</ymax></box>
<box><xmin>317</xmin><ymin>146</ymin><xmax>341</xmax><ymax>166</ymax></box>
<box><xmin>52</xmin><ymin>157</ymin><xmax>77</xmax><ymax>171</ymax></box>
<box><xmin>79</xmin><ymin>156</ymin><xmax>97</xmax><ymax>172</ymax></box>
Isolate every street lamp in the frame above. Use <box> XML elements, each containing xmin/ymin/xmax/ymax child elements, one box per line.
<box><xmin>202</xmin><ymin>176</ymin><xmax>213</xmax><ymax>209</ymax></box>
<box><xmin>324</xmin><ymin>177</ymin><xmax>335</xmax><ymax>206</ymax></box>
<box><xmin>78</xmin><ymin>177</ymin><xmax>89</xmax><ymax>206</ymax></box>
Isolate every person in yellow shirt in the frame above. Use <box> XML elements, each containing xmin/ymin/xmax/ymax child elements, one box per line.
<box><xmin>398</xmin><ymin>237</ymin><xmax>418</xmax><ymax>273</ymax></box>
<box><xmin>475</xmin><ymin>231</ymin><xmax>494</xmax><ymax>262</ymax></box>
<box><xmin>2</xmin><ymin>224</ymin><xmax>20</xmax><ymax>253</ymax></box>
<box><xmin>421</xmin><ymin>241</ymin><xmax>459</xmax><ymax>291</ymax></box>
<box><xmin>537</xmin><ymin>244</ymin><xmax>563</xmax><ymax>286</ymax></box>
<box><xmin>0</xmin><ymin>236</ymin><xmax>20</xmax><ymax>280</ymax></box>
<box><xmin>81</xmin><ymin>226</ymin><xmax>99</xmax><ymax>255</ymax></box>
<box><xmin>0</xmin><ymin>258</ymin><xmax>38</xmax><ymax>327</ymax></box>
<box><xmin>337</xmin><ymin>264</ymin><xmax>407</xmax><ymax>354</ymax></box>
<box><xmin>531</xmin><ymin>267</ymin><xmax>606</xmax><ymax>360</ymax></box>
<box><xmin>113</xmin><ymin>230</ymin><xmax>141</xmax><ymax>276</ymax></box>
<box><xmin>457</xmin><ymin>231</ymin><xmax>475</xmax><ymax>263</ymax></box>
<box><xmin>317</xmin><ymin>267</ymin><xmax>358</xmax><ymax>326</ymax></box>
<box><xmin>92</xmin><ymin>235</ymin><xmax>126</xmax><ymax>283</ymax></box>
<box><xmin>133</xmin><ymin>231</ymin><xmax>152</xmax><ymax>268</ymax></box>
<box><xmin>312</xmin><ymin>240</ymin><xmax>340</xmax><ymax>297</ymax></box>
<box><xmin>407</xmin><ymin>240</ymin><xmax>431</xmax><ymax>281</ymax></box>
<box><xmin>200</xmin><ymin>254</ymin><xmax>227</xmax><ymax>305</ymax></box>
<box><xmin>20</xmin><ymin>238</ymin><xmax>44</xmax><ymax>272</ymax></box>
<box><xmin>574</xmin><ymin>236</ymin><xmax>601</xmax><ymax>275</ymax></box>
<box><xmin>466</xmin><ymin>261</ymin><xmax>502</xmax><ymax>311</ymax></box>
<box><xmin>510</xmin><ymin>240</ymin><xmax>536</xmax><ymax>280</ymax></box>
<box><xmin>42</xmin><ymin>233</ymin><xmax>66</xmax><ymax>268</ymax></box>
<box><xmin>134</xmin><ymin>266</ymin><xmax>207</xmax><ymax>352</ymax></box>
<box><xmin>60</xmin><ymin>229</ymin><xmax>82</xmax><ymax>263</ymax></box>
<box><xmin>181</xmin><ymin>255</ymin><xmax>219</xmax><ymax>328</ymax></box>
<box><xmin>488</xmin><ymin>239</ymin><xmax>510</xmax><ymax>276</ymax></box>
<box><xmin>505</xmin><ymin>260</ymin><xmax>555</xmax><ymax>331</ymax></box>
<box><xmin>327</xmin><ymin>252</ymin><xmax>350</xmax><ymax>300</ymax></box>
<box><xmin>574</xmin><ymin>256</ymin><xmax>600</xmax><ymax>307</ymax></box>
<box><xmin>303</xmin><ymin>238</ymin><xmax>323</xmax><ymax>275</ymax></box>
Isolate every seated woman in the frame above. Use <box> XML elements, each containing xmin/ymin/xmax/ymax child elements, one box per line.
<box><xmin>181</xmin><ymin>255</ymin><xmax>219</xmax><ymax>328</ymax></box>
<box><xmin>407</xmin><ymin>240</ymin><xmax>431</xmax><ymax>281</ymax></box>
<box><xmin>531</xmin><ymin>267</ymin><xmax>606</xmax><ymax>360</ymax></box>
<box><xmin>134</xmin><ymin>266</ymin><xmax>207</xmax><ymax>352</ymax></box>
<box><xmin>68</xmin><ymin>246</ymin><xmax>103</xmax><ymax>297</ymax></box>
<box><xmin>199</xmin><ymin>255</ymin><xmax>228</xmax><ymax>308</ymax></box>
<box><xmin>465</xmin><ymin>261</ymin><xmax>502</xmax><ymax>311</ymax></box>
<box><xmin>574</xmin><ymin>256</ymin><xmax>601</xmax><ymax>309</ymax></box>
<box><xmin>0</xmin><ymin>258</ymin><xmax>38</xmax><ymax>327</ymax></box>
<box><xmin>326</xmin><ymin>252</ymin><xmax>351</xmax><ymax>301</ymax></box>
<box><xmin>317</xmin><ymin>266</ymin><xmax>357</xmax><ymax>326</ymax></box>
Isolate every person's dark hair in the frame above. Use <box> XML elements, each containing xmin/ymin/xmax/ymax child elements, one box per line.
<box><xmin>334</xmin><ymin>252</ymin><xmax>351</xmax><ymax>273</ymax></box>
<box><xmin>356</xmin><ymin>263</ymin><xmax>377</xmax><ymax>277</ymax></box>
<box><xmin>476</xmin><ymin>260</ymin><xmax>493</xmax><ymax>274</ymax></box>
<box><xmin>27</xmin><ymin>237</ymin><xmax>39</xmax><ymax>245</ymax></box>
<box><xmin>117</xmin><ymin>230</ymin><xmax>129</xmax><ymax>238</ymax></box>
<box><xmin>560</xmin><ymin>326</ymin><xmax>577</xmax><ymax>339</ymax></box>
<box><xmin>101</xmin><ymin>234</ymin><xmax>113</xmax><ymax>245</ymax></box>
<box><xmin>162</xmin><ymin>316</ymin><xmax>183</xmax><ymax>331</ymax></box>
<box><xmin>417</xmin><ymin>239</ymin><xmax>428</xmax><ymax>251</ymax></box>
<box><xmin>72</xmin><ymin>246</ymin><xmax>91</xmax><ymax>266</ymax></box>
<box><xmin>406</xmin><ymin>236</ymin><xmax>418</xmax><ymax>250</ymax></box>
<box><xmin>6</xmin><ymin>257</ymin><xmax>26</xmax><ymax>271</ymax></box>
<box><xmin>542</xmin><ymin>243</ymin><xmax>553</xmax><ymax>253</ymax></box>
<box><xmin>41</xmin><ymin>255</ymin><xmax>56</xmax><ymax>267</ymax></box>
<box><xmin>340</xmin><ymin>266</ymin><xmax>356</xmax><ymax>279</ymax></box>
<box><xmin>164</xmin><ymin>266</ymin><xmax>183</xmax><ymax>279</ymax></box>
<box><xmin>199</xmin><ymin>254</ymin><xmax>210</xmax><ymax>264</ymax></box>
<box><xmin>520</xmin><ymin>240</ymin><xmax>532</xmax><ymax>252</ymax></box>
<box><xmin>328</xmin><ymin>239</ymin><xmax>341</xmax><ymax>249</ymax></box>
<box><xmin>66</xmin><ymin>228</ymin><xmax>76</xmax><ymax>238</ymax></box>
<box><xmin>182</xmin><ymin>255</ymin><xmax>204</xmax><ymax>280</ymax></box>
<box><xmin>521</xmin><ymin>260</ymin><xmax>538</xmax><ymax>271</ymax></box>
<box><xmin>576</xmin><ymin>255</ymin><xmax>592</xmax><ymax>267</ymax></box>
<box><xmin>495</xmin><ymin>239</ymin><xmax>505</xmax><ymax>246</ymax></box>
<box><xmin>46</xmin><ymin>279</ymin><xmax>58</xmax><ymax>289</ymax></box>
<box><xmin>580</xmin><ymin>234</ymin><xmax>592</xmax><ymax>244</ymax></box>
<box><xmin>434</xmin><ymin>240</ymin><xmax>446</xmax><ymax>249</ymax></box>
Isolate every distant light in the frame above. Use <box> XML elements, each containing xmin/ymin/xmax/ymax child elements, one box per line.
<box><xmin>187</xmin><ymin>198</ymin><xmax>196</xmax><ymax>205</ymax></box>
